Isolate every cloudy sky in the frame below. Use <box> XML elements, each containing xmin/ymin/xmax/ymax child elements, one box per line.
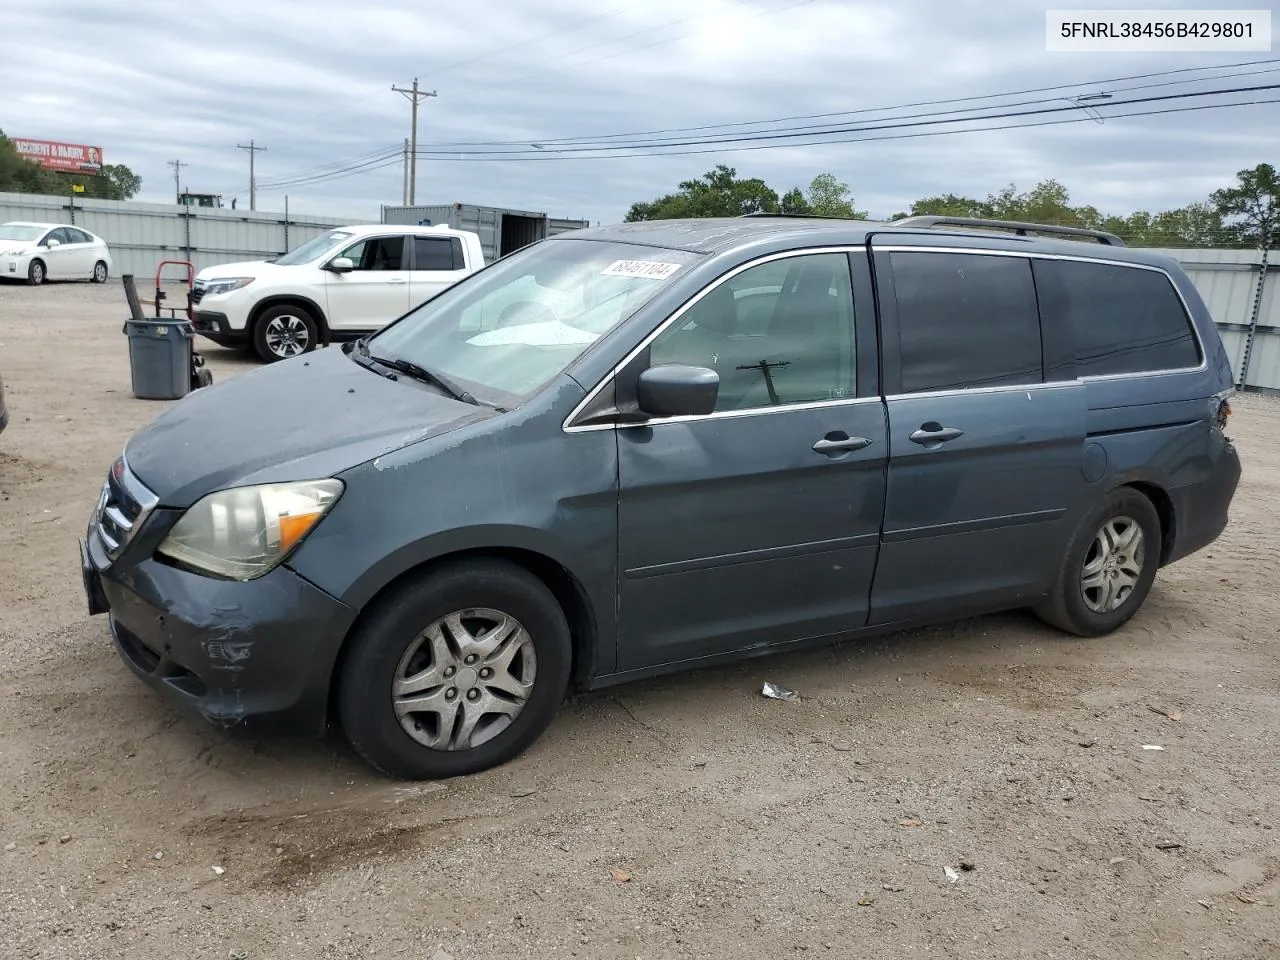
<box><xmin>2</xmin><ymin>0</ymin><xmax>1278</xmax><ymax>224</ymax></box>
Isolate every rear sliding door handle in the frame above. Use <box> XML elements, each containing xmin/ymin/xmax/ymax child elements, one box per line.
<box><xmin>909</xmin><ymin>423</ymin><xmax>964</xmax><ymax>444</ymax></box>
<box><xmin>812</xmin><ymin>434</ymin><xmax>875</xmax><ymax>455</ymax></box>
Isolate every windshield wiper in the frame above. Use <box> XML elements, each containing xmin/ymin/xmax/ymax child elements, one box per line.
<box><xmin>368</xmin><ymin>351</ymin><xmax>480</xmax><ymax>406</ymax></box>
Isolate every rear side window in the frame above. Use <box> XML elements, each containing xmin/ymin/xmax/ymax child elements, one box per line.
<box><xmin>889</xmin><ymin>251</ymin><xmax>1043</xmax><ymax>393</ymax></box>
<box><xmin>1032</xmin><ymin>259</ymin><xmax>1202</xmax><ymax>377</ymax></box>
<box><xmin>414</xmin><ymin>236</ymin><xmax>464</xmax><ymax>271</ymax></box>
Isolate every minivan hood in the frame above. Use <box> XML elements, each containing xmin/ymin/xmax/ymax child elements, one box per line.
<box><xmin>124</xmin><ymin>346</ymin><xmax>494</xmax><ymax>508</ymax></box>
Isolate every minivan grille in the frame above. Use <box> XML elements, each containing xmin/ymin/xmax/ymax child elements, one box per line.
<box><xmin>95</xmin><ymin>458</ymin><xmax>158</xmax><ymax>559</ymax></box>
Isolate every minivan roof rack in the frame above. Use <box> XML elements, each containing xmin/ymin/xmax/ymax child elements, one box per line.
<box><xmin>889</xmin><ymin>215</ymin><xmax>1125</xmax><ymax>247</ymax></box>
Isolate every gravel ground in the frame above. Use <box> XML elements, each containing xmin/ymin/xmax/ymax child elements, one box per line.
<box><xmin>1</xmin><ymin>279</ymin><xmax>1277</xmax><ymax>960</ymax></box>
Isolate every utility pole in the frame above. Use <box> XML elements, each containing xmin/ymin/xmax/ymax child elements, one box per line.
<box><xmin>391</xmin><ymin>78</ymin><xmax>436</xmax><ymax>205</ymax></box>
<box><xmin>166</xmin><ymin>158</ymin><xmax>186</xmax><ymax>204</ymax></box>
<box><xmin>401</xmin><ymin>137</ymin><xmax>410</xmax><ymax>206</ymax></box>
<box><xmin>236</xmin><ymin>139</ymin><xmax>266</xmax><ymax>210</ymax></box>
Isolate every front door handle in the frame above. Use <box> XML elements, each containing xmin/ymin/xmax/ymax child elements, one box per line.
<box><xmin>812</xmin><ymin>433</ymin><xmax>874</xmax><ymax>456</ymax></box>
<box><xmin>909</xmin><ymin>423</ymin><xmax>964</xmax><ymax>444</ymax></box>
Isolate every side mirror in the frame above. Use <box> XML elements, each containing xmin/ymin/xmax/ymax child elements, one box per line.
<box><xmin>327</xmin><ymin>257</ymin><xmax>354</xmax><ymax>273</ymax></box>
<box><xmin>46</xmin><ymin>238</ymin><xmax>61</xmax><ymax>248</ymax></box>
<box><xmin>637</xmin><ymin>364</ymin><xmax>719</xmax><ymax>418</ymax></box>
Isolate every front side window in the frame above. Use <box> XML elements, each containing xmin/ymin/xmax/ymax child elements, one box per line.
<box><xmin>648</xmin><ymin>252</ymin><xmax>856</xmax><ymax>411</ymax></box>
<box><xmin>369</xmin><ymin>239</ymin><xmax>701</xmax><ymax>405</ymax></box>
<box><xmin>1032</xmin><ymin>259</ymin><xmax>1202</xmax><ymax>377</ymax></box>
<box><xmin>890</xmin><ymin>251</ymin><xmax>1043</xmax><ymax>393</ymax></box>
<box><xmin>273</xmin><ymin>230</ymin><xmax>353</xmax><ymax>266</ymax></box>
<box><xmin>339</xmin><ymin>236</ymin><xmax>406</xmax><ymax>271</ymax></box>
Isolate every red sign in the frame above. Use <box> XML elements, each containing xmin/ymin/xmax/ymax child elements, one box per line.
<box><xmin>12</xmin><ymin>138</ymin><xmax>104</xmax><ymax>174</ymax></box>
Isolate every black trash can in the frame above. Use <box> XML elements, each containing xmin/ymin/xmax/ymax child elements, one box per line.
<box><xmin>124</xmin><ymin>317</ymin><xmax>194</xmax><ymax>400</ymax></box>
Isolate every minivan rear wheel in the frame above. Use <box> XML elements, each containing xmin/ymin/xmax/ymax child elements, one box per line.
<box><xmin>337</xmin><ymin>559</ymin><xmax>572</xmax><ymax>779</ymax></box>
<box><xmin>1035</xmin><ymin>488</ymin><xmax>1162</xmax><ymax>637</ymax></box>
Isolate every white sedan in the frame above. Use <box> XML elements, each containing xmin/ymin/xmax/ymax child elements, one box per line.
<box><xmin>0</xmin><ymin>221</ymin><xmax>114</xmax><ymax>285</ymax></box>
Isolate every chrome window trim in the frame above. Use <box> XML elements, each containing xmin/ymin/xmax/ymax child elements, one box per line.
<box><xmin>873</xmin><ymin>245</ymin><xmax>1209</xmax><ymax>381</ymax></box>
<box><xmin>562</xmin><ymin>245</ymin><xmax>865</xmax><ymax>433</ymax></box>
<box><xmin>562</xmin><ymin>242</ymin><xmax>1210</xmax><ymax>434</ymax></box>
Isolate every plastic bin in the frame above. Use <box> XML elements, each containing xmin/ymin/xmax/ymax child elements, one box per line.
<box><xmin>124</xmin><ymin>318</ymin><xmax>194</xmax><ymax>400</ymax></box>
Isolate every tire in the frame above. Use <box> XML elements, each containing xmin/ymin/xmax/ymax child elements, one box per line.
<box><xmin>27</xmin><ymin>260</ymin><xmax>45</xmax><ymax>286</ymax></box>
<box><xmin>1035</xmin><ymin>488</ymin><xmax>1162</xmax><ymax>637</ymax></box>
<box><xmin>251</xmin><ymin>304</ymin><xmax>319</xmax><ymax>363</ymax></box>
<box><xmin>92</xmin><ymin>261</ymin><xmax>108</xmax><ymax>283</ymax></box>
<box><xmin>337</xmin><ymin>559</ymin><xmax>573</xmax><ymax>780</ymax></box>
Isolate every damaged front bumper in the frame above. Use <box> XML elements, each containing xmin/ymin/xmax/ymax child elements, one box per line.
<box><xmin>81</xmin><ymin>513</ymin><xmax>356</xmax><ymax>738</ymax></box>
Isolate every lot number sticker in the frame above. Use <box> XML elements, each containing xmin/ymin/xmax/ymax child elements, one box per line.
<box><xmin>601</xmin><ymin>259</ymin><xmax>682</xmax><ymax>280</ymax></box>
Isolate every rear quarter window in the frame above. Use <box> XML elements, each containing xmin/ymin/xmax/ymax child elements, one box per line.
<box><xmin>1032</xmin><ymin>259</ymin><xmax>1202</xmax><ymax>377</ymax></box>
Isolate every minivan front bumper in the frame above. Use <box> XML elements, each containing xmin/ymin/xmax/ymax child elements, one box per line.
<box><xmin>81</xmin><ymin>521</ymin><xmax>357</xmax><ymax>738</ymax></box>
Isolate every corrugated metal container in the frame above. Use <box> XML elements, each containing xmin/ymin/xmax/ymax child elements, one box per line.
<box><xmin>0</xmin><ymin>190</ymin><xmax>362</xmax><ymax>278</ymax></box>
<box><xmin>381</xmin><ymin>202</ymin><xmax>587</xmax><ymax>263</ymax></box>
<box><xmin>549</xmin><ymin>216</ymin><xmax>590</xmax><ymax>238</ymax></box>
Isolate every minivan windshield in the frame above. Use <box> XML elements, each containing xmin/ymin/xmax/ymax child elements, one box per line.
<box><xmin>272</xmin><ymin>229</ymin><xmax>354</xmax><ymax>266</ymax></box>
<box><xmin>0</xmin><ymin>225</ymin><xmax>46</xmax><ymax>241</ymax></box>
<box><xmin>367</xmin><ymin>239</ymin><xmax>702</xmax><ymax>405</ymax></box>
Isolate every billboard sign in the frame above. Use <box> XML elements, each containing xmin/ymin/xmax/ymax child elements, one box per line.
<box><xmin>12</xmin><ymin>138</ymin><xmax>104</xmax><ymax>174</ymax></box>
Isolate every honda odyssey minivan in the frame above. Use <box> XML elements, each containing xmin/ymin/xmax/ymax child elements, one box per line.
<box><xmin>80</xmin><ymin>214</ymin><xmax>1241</xmax><ymax>780</ymax></box>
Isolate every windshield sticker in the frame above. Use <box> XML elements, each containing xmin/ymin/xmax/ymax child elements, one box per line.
<box><xmin>601</xmin><ymin>259</ymin><xmax>682</xmax><ymax>280</ymax></box>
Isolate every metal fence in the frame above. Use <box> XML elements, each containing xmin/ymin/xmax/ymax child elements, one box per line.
<box><xmin>0</xmin><ymin>191</ymin><xmax>362</xmax><ymax>279</ymax></box>
<box><xmin>0</xmin><ymin>191</ymin><xmax>1276</xmax><ymax>392</ymax></box>
<box><xmin>1150</xmin><ymin>247</ymin><xmax>1278</xmax><ymax>394</ymax></box>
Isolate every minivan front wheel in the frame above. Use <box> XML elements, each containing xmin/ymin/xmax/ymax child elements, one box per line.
<box><xmin>1036</xmin><ymin>489</ymin><xmax>1162</xmax><ymax>637</ymax></box>
<box><xmin>337</xmin><ymin>559</ymin><xmax>572</xmax><ymax>779</ymax></box>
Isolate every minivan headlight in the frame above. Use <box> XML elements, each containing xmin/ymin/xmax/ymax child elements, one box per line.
<box><xmin>201</xmin><ymin>277</ymin><xmax>255</xmax><ymax>296</ymax></box>
<box><xmin>156</xmin><ymin>479</ymin><xmax>343</xmax><ymax>581</ymax></box>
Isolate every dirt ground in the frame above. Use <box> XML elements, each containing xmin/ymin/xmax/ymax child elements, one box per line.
<box><xmin>0</xmin><ymin>279</ymin><xmax>1277</xmax><ymax>960</ymax></box>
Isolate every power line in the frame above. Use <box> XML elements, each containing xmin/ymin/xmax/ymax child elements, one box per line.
<box><xmin>252</xmin><ymin>0</ymin><xmax>667</xmax><ymax>135</ymax></box>
<box><xmin>407</xmin><ymin>81</ymin><xmax>1280</xmax><ymax>158</ymax></box>
<box><xmin>405</xmin><ymin>94</ymin><xmax>1280</xmax><ymax>162</ymax></box>
<box><xmin>427</xmin><ymin>57</ymin><xmax>1280</xmax><ymax>148</ymax></box>
<box><xmin>453</xmin><ymin>0</ymin><xmax>822</xmax><ymax>100</ymax></box>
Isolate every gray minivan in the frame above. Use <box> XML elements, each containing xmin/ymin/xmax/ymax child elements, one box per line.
<box><xmin>80</xmin><ymin>215</ymin><xmax>1241</xmax><ymax>779</ymax></box>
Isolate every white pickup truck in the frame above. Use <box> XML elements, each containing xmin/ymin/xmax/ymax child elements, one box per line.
<box><xmin>190</xmin><ymin>224</ymin><xmax>486</xmax><ymax>362</ymax></box>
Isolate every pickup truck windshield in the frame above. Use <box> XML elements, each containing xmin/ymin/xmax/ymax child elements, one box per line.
<box><xmin>273</xmin><ymin>230</ymin><xmax>353</xmax><ymax>266</ymax></box>
<box><xmin>367</xmin><ymin>239</ymin><xmax>701</xmax><ymax>405</ymax></box>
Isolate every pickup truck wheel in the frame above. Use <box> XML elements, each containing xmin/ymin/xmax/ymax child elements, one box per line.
<box><xmin>337</xmin><ymin>559</ymin><xmax>572</xmax><ymax>780</ymax></box>
<box><xmin>253</xmin><ymin>305</ymin><xmax>318</xmax><ymax>362</ymax></box>
<box><xmin>1034</xmin><ymin>488</ymin><xmax>1162</xmax><ymax>637</ymax></box>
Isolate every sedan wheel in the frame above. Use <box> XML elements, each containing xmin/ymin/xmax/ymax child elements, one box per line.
<box><xmin>92</xmin><ymin>261</ymin><xmax>108</xmax><ymax>283</ymax></box>
<box><xmin>27</xmin><ymin>260</ymin><xmax>45</xmax><ymax>286</ymax></box>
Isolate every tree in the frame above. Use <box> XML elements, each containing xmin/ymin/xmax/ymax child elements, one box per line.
<box><xmin>624</xmin><ymin>165</ymin><xmax>780</xmax><ymax>221</ymax></box>
<box><xmin>779</xmin><ymin>187</ymin><xmax>812</xmax><ymax>215</ymax></box>
<box><xmin>889</xmin><ymin>192</ymin><xmax>990</xmax><ymax>221</ymax></box>
<box><xmin>805</xmin><ymin>173</ymin><xmax>867</xmax><ymax>219</ymax></box>
<box><xmin>1211</xmin><ymin>162</ymin><xmax>1279</xmax><ymax>249</ymax></box>
<box><xmin>0</xmin><ymin>128</ymin><xmax>140</xmax><ymax>200</ymax></box>
<box><xmin>0</xmin><ymin>129</ymin><xmax>60</xmax><ymax>194</ymax></box>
